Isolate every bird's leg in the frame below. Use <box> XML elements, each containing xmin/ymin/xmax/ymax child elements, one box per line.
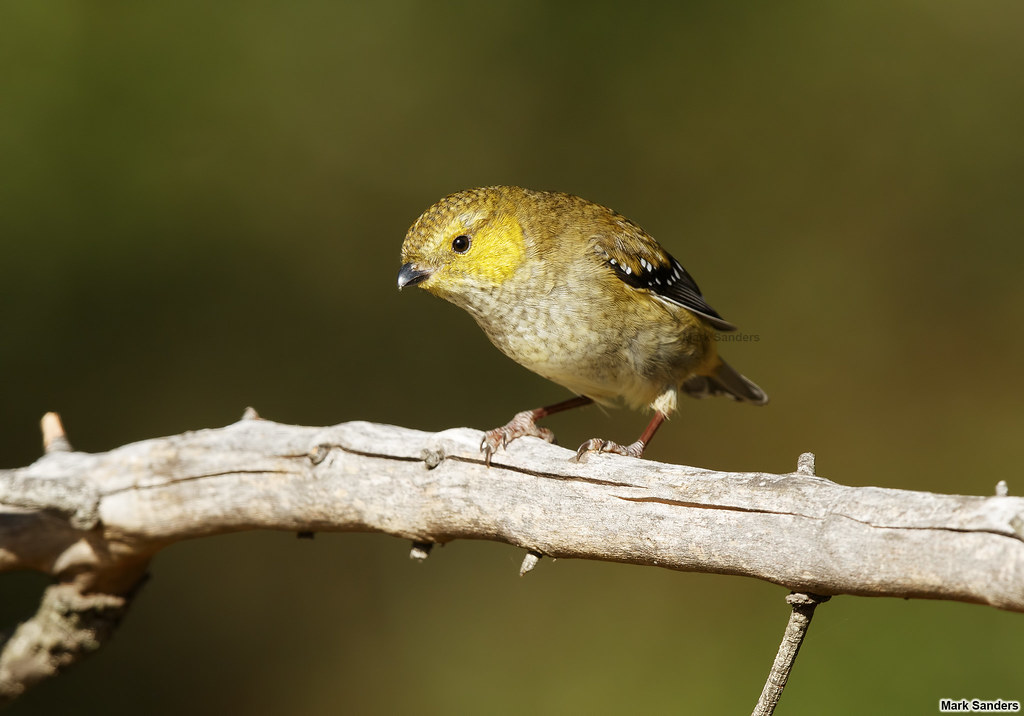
<box><xmin>481</xmin><ymin>396</ymin><xmax>594</xmax><ymax>465</ymax></box>
<box><xmin>575</xmin><ymin>411</ymin><xmax>667</xmax><ymax>461</ymax></box>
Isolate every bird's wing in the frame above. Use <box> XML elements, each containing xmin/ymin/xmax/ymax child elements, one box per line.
<box><xmin>591</xmin><ymin>221</ymin><xmax>737</xmax><ymax>332</ymax></box>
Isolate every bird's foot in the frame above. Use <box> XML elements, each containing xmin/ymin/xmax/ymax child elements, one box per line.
<box><xmin>574</xmin><ymin>438</ymin><xmax>646</xmax><ymax>461</ymax></box>
<box><xmin>480</xmin><ymin>410</ymin><xmax>555</xmax><ymax>466</ymax></box>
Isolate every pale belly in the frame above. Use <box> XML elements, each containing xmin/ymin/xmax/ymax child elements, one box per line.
<box><xmin>473</xmin><ymin>284</ymin><xmax>715</xmax><ymax>409</ymax></box>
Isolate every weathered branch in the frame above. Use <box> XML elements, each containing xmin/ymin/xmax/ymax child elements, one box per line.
<box><xmin>2</xmin><ymin>414</ymin><xmax>1023</xmax><ymax>705</ymax></box>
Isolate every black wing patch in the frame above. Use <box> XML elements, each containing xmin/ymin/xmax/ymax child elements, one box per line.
<box><xmin>607</xmin><ymin>252</ymin><xmax>736</xmax><ymax>332</ymax></box>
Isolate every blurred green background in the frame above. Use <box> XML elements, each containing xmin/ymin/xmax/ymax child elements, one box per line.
<box><xmin>2</xmin><ymin>1</ymin><xmax>1023</xmax><ymax>714</ymax></box>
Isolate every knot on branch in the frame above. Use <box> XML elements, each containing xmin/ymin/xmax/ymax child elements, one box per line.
<box><xmin>420</xmin><ymin>448</ymin><xmax>445</xmax><ymax>469</ymax></box>
<box><xmin>308</xmin><ymin>444</ymin><xmax>331</xmax><ymax>465</ymax></box>
<box><xmin>0</xmin><ymin>474</ymin><xmax>100</xmax><ymax>531</ymax></box>
<box><xmin>785</xmin><ymin>592</ymin><xmax>831</xmax><ymax>609</ymax></box>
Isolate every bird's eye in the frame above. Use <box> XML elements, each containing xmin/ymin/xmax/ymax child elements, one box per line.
<box><xmin>451</xmin><ymin>235</ymin><xmax>471</xmax><ymax>254</ymax></box>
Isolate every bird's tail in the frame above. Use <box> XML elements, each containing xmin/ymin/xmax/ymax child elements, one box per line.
<box><xmin>682</xmin><ymin>359</ymin><xmax>768</xmax><ymax>405</ymax></box>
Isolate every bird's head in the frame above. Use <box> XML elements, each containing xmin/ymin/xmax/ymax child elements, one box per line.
<box><xmin>398</xmin><ymin>186</ymin><xmax>528</xmax><ymax>304</ymax></box>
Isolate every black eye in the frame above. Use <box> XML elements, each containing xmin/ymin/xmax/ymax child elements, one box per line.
<box><xmin>451</xmin><ymin>235</ymin><xmax>471</xmax><ymax>253</ymax></box>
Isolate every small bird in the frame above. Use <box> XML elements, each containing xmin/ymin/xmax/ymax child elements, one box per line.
<box><xmin>397</xmin><ymin>186</ymin><xmax>767</xmax><ymax>463</ymax></box>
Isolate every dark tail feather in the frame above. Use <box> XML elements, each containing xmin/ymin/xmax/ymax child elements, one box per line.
<box><xmin>683</xmin><ymin>359</ymin><xmax>768</xmax><ymax>405</ymax></box>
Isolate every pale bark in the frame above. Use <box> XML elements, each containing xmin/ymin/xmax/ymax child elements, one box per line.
<box><xmin>2</xmin><ymin>415</ymin><xmax>1023</xmax><ymax>705</ymax></box>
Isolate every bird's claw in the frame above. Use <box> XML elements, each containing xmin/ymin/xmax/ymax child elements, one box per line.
<box><xmin>573</xmin><ymin>438</ymin><xmax>646</xmax><ymax>462</ymax></box>
<box><xmin>480</xmin><ymin>410</ymin><xmax>555</xmax><ymax>466</ymax></box>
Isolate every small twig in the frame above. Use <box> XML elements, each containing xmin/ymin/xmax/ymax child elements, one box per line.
<box><xmin>752</xmin><ymin>592</ymin><xmax>831</xmax><ymax>716</ymax></box>
<box><xmin>796</xmin><ymin>451</ymin><xmax>815</xmax><ymax>476</ymax></box>
<box><xmin>41</xmin><ymin>412</ymin><xmax>72</xmax><ymax>454</ymax></box>
<box><xmin>409</xmin><ymin>541</ymin><xmax>434</xmax><ymax>561</ymax></box>
<box><xmin>519</xmin><ymin>550</ymin><xmax>542</xmax><ymax>576</ymax></box>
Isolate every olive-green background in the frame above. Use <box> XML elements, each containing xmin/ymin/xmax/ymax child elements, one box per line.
<box><xmin>2</xmin><ymin>2</ymin><xmax>1022</xmax><ymax>714</ymax></box>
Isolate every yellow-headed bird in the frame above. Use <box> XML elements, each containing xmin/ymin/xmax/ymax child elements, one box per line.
<box><xmin>398</xmin><ymin>186</ymin><xmax>767</xmax><ymax>463</ymax></box>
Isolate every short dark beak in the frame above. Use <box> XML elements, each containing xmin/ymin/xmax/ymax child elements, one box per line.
<box><xmin>397</xmin><ymin>262</ymin><xmax>432</xmax><ymax>289</ymax></box>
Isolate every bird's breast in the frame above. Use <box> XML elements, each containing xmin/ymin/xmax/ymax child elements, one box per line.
<box><xmin>457</xmin><ymin>271</ymin><xmax>716</xmax><ymax>408</ymax></box>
